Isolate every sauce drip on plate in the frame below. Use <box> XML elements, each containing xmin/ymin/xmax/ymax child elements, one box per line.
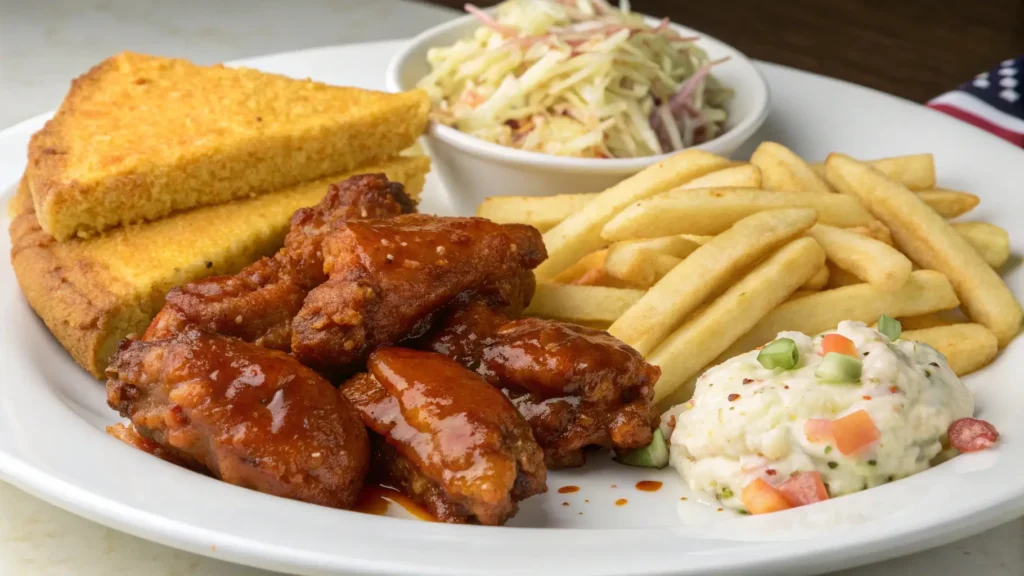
<box><xmin>635</xmin><ymin>480</ymin><xmax>663</xmax><ymax>492</ymax></box>
<box><xmin>557</xmin><ymin>485</ymin><xmax>580</xmax><ymax>494</ymax></box>
<box><xmin>354</xmin><ymin>485</ymin><xmax>435</xmax><ymax>522</ymax></box>
<box><xmin>615</xmin><ymin>498</ymin><xmax>628</xmax><ymax>506</ymax></box>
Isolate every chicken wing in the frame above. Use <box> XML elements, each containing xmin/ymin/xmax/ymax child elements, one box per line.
<box><xmin>420</xmin><ymin>307</ymin><xmax>659</xmax><ymax>468</ymax></box>
<box><xmin>106</xmin><ymin>328</ymin><xmax>370</xmax><ymax>509</ymax></box>
<box><xmin>146</xmin><ymin>174</ymin><xmax>415</xmax><ymax>347</ymax></box>
<box><xmin>341</xmin><ymin>347</ymin><xmax>546</xmax><ymax>525</ymax></box>
<box><xmin>291</xmin><ymin>215</ymin><xmax>546</xmax><ymax>375</ymax></box>
<box><xmin>421</xmin><ymin>271</ymin><xmax>536</xmax><ymax>367</ymax></box>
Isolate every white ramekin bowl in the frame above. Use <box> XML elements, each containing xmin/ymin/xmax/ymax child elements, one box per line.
<box><xmin>387</xmin><ymin>12</ymin><xmax>770</xmax><ymax>216</ymax></box>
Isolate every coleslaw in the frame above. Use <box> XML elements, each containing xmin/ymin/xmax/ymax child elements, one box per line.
<box><xmin>417</xmin><ymin>0</ymin><xmax>733</xmax><ymax>159</ymax></box>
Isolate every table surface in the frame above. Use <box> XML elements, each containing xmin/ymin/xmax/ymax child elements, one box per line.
<box><xmin>1</xmin><ymin>1</ymin><xmax>1022</xmax><ymax>574</ymax></box>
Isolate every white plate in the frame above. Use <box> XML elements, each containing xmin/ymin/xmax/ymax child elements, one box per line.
<box><xmin>1</xmin><ymin>40</ymin><xmax>1023</xmax><ymax>576</ymax></box>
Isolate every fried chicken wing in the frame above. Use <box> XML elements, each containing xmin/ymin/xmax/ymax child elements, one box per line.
<box><xmin>480</xmin><ymin>318</ymin><xmax>659</xmax><ymax>467</ymax></box>
<box><xmin>146</xmin><ymin>174</ymin><xmax>414</xmax><ymax>346</ymax></box>
<box><xmin>341</xmin><ymin>347</ymin><xmax>546</xmax><ymax>525</ymax></box>
<box><xmin>292</xmin><ymin>215</ymin><xmax>546</xmax><ymax>374</ymax></box>
<box><xmin>421</xmin><ymin>272</ymin><xmax>536</xmax><ymax>366</ymax></box>
<box><xmin>420</xmin><ymin>306</ymin><xmax>659</xmax><ymax>468</ymax></box>
<box><xmin>106</xmin><ymin>328</ymin><xmax>370</xmax><ymax>509</ymax></box>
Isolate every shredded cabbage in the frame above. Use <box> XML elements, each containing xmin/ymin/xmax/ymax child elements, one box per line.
<box><xmin>418</xmin><ymin>0</ymin><xmax>733</xmax><ymax>159</ymax></box>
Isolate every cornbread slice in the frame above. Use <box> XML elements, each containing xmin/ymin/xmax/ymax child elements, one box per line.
<box><xmin>10</xmin><ymin>155</ymin><xmax>430</xmax><ymax>378</ymax></box>
<box><xmin>26</xmin><ymin>51</ymin><xmax>430</xmax><ymax>240</ymax></box>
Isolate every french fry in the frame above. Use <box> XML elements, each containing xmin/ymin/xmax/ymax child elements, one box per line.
<box><xmin>952</xmin><ymin>222</ymin><xmax>1010</xmax><ymax>268</ymax></box>
<box><xmin>807</xmin><ymin>224</ymin><xmax>912</xmax><ymax>291</ymax></box>
<box><xmin>751</xmin><ymin>141</ymin><xmax>833</xmax><ymax>194</ymax></box>
<box><xmin>551</xmin><ymin>249</ymin><xmax>607</xmax><ymax>284</ymax></box>
<box><xmin>649</xmin><ymin>237</ymin><xmax>826</xmax><ymax>403</ymax></box>
<box><xmin>916</xmin><ymin>189</ymin><xmax>980</xmax><ymax>218</ymax></box>
<box><xmin>848</xmin><ymin>221</ymin><xmax>1007</xmax><ymax>268</ymax></box>
<box><xmin>608</xmin><ymin>208</ymin><xmax>818</xmax><ymax>355</ymax></box>
<box><xmin>535</xmin><ymin>150</ymin><xmax>730</xmax><ymax>280</ymax></box>
<box><xmin>898</xmin><ymin>309</ymin><xmax>969</xmax><ymax>330</ymax></box>
<box><xmin>607</xmin><ymin>235</ymin><xmax>704</xmax><ymax>259</ymax></box>
<box><xmin>553</xmin><ymin>249</ymin><xmax>640</xmax><ymax>289</ymax></box>
<box><xmin>476</xmin><ymin>193</ymin><xmax>592</xmax><ymax>231</ymax></box>
<box><xmin>902</xmin><ymin>324</ymin><xmax>999</xmax><ymax>376</ymax></box>
<box><xmin>825</xmin><ymin>261</ymin><xmax>863</xmax><ymax>289</ymax></box>
<box><xmin>845</xmin><ymin>223</ymin><xmax>1005</xmax><ymax>269</ymax></box>
<box><xmin>601</xmin><ymin>188</ymin><xmax>874</xmax><ymax>240</ymax></box>
<box><xmin>788</xmin><ymin>289</ymin><xmax>820</xmax><ymax>301</ymax></box>
<box><xmin>678</xmin><ymin>163</ymin><xmax>763</xmax><ymax>189</ymax></box>
<box><xmin>682</xmin><ymin>234</ymin><xmax>715</xmax><ymax>245</ymax></box>
<box><xmin>474</xmin><ymin>187</ymin><xmax>967</xmax><ymax>239</ymax></box>
<box><xmin>826</xmin><ymin>153</ymin><xmax>1022</xmax><ymax>347</ymax></box>
<box><xmin>718</xmin><ymin>270</ymin><xmax>960</xmax><ymax>359</ymax></box>
<box><xmin>811</xmin><ymin>153</ymin><xmax>935</xmax><ymax>190</ymax></box>
<box><xmin>474</xmin><ymin>162</ymin><xmax>758</xmax><ymax>232</ymax></box>
<box><xmin>524</xmin><ymin>283</ymin><xmax>646</xmax><ymax>324</ymax></box>
<box><xmin>605</xmin><ymin>235</ymin><xmax>825</xmax><ymax>290</ymax></box>
<box><xmin>803</xmin><ymin>265</ymin><xmax>830</xmax><ymax>290</ymax></box>
<box><xmin>604</xmin><ymin>235</ymin><xmax>702</xmax><ymax>286</ymax></box>
<box><xmin>572</xmin><ymin>267</ymin><xmax>643</xmax><ymax>289</ymax></box>
<box><xmin>847</xmin><ymin>221</ymin><xmax>894</xmax><ymax>245</ymax></box>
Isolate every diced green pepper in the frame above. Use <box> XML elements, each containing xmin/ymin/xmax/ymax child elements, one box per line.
<box><xmin>615</xmin><ymin>429</ymin><xmax>669</xmax><ymax>469</ymax></box>
<box><xmin>757</xmin><ymin>338</ymin><xmax>799</xmax><ymax>370</ymax></box>
<box><xmin>878</xmin><ymin>314</ymin><xmax>902</xmax><ymax>340</ymax></box>
<box><xmin>816</xmin><ymin>352</ymin><xmax>862</xmax><ymax>383</ymax></box>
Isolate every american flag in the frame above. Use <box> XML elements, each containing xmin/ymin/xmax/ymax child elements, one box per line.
<box><xmin>928</xmin><ymin>56</ymin><xmax>1023</xmax><ymax>147</ymax></box>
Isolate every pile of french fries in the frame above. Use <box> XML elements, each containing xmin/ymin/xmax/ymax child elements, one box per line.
<box><xmin>478</xmin><ymin>143</ymin><xmax>1021</xmax><ymax>411</ymax></box>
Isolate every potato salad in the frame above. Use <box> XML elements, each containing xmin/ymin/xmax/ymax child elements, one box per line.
<box><xmin>664</xmin><ymin>320</ymin><xmax>980</xmax><ymax>514</ymax></box>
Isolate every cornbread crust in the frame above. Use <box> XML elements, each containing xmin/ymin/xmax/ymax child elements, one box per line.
<box><xmin>27</xmin><ymin>52</ymin><xmax>431</xmax><ymax>240</ymax></box>
<box><xmin>8</xmin><ymin>174</ymin><xmax>33</xmax><ymax>219</ymax></box>
<box><xmin>10</xmin><ymin>155</ymin><xmax>429</xmax><ymax>378</ymax></box>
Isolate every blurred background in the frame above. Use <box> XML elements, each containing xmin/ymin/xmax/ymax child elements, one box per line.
<box><xmin>3</xmin><ymin>0</ymin><xmax>1022</xmax><ymax>127</ymax></box>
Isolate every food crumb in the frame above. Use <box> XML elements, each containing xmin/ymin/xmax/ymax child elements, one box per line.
<box><xmin>679</xmin><ymin>497</ymin><xmax>687</xmax><ymax>501</ymax></box>
<box><xmin>561</xmin><ymin>502</ymin><xmax>569</xmax><ymax>507</ymax></box>
<box><xmin>615</xmin><ymin>498</ymin><xmax>628</xmax><ymax>506</ymax></box>
<box><xmin>610</xmin><ymin>484</ymin><xmax>617</xmax><ymax>488</ymax></box>
<box><xmin>717</xmin><ymin>508</ymin><xmax>724</xmax><ymax>512</ymax></box>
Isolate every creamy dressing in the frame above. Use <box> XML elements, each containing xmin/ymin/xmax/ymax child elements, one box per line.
<box><xmin>666</xmin><ymin>321</ymin><xmax>974</xmax><ymax>512</ymax></box>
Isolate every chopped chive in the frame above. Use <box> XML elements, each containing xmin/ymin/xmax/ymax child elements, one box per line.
<box><xmin>868</xmin><ymin>460</ymin><xmax>877</xmax><ymax>466</ymax></box>
<box><xmin>827</xmin><ymin>461</ymin><xmax>839</xmax><ymax>469</ymax></box>
<box><xmin>720</xmin><ymin>487</ymin><xmax>734</xmax><ymax>499</ymax></box>
<box><xmin>757</xmin><ymin>338</ymin><xmax>799</xmax><ymax>370</ymax></box>
<box><xmin>824</xmin><ymin>445</ymin><xmax>833</xmax><ymax>454</ymax></box>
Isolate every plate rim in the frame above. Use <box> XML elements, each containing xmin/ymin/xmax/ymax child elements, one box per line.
<box><xmin>2</xmin><ymin>39</ymin><xmax>1024</xmax><ymax>576</ymax></box>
